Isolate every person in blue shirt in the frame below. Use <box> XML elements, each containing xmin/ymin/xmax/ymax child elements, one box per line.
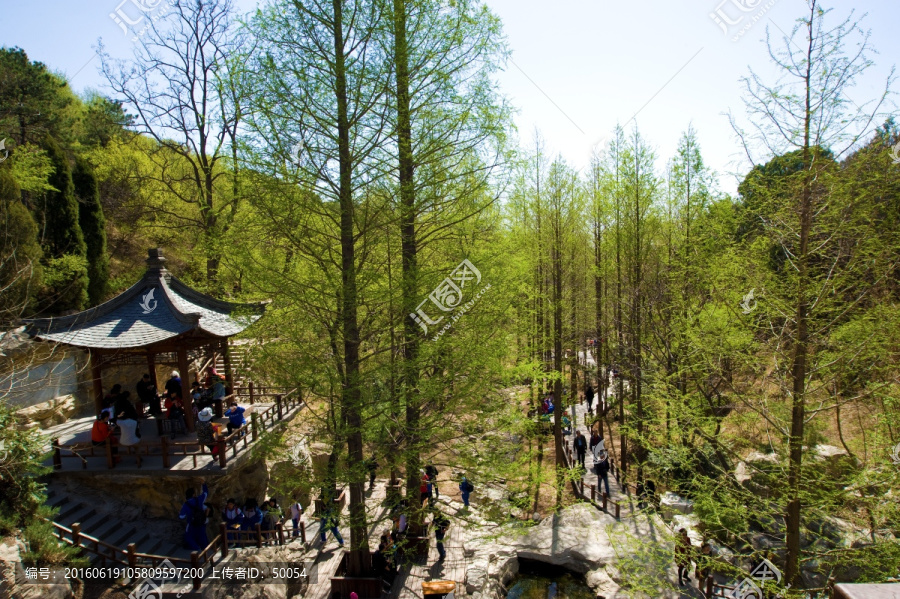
<box><xmin>224</xmin><ymin>401</ymin><xmax>247</xmax><ymax>434</ymax></box>
<box><xmin>241</xmin><ymin>499</ymin><xmax>264</xmax><ymax>532</ymax></box>
<box><xmin>179</xmin><ymin>482</ymin><xmax>209</xmax><ymax>551</ymax></box>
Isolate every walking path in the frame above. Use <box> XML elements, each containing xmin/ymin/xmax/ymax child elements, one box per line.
<box><xmin>300</xmin><ymin>482</ymin><xmax>471</xmax><ymax>599</ymax></box>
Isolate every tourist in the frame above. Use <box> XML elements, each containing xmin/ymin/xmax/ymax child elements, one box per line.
<box><xmin>459</xmin><ymin>475</ymin><xmax>473</xmax><ymax>508</ymax></box>
<box><xmin>222</xmin><ymin>498</ymin><xmax>243</xmax><ymax>546</ymax></box>
<box><xmin>542</xmin><ymin>393</ymin><xmax>555</xmax><ymax>415</ymax></box>
<box><xmin>165</xmin><ymin>390</ymin><xmax>186</xmax><ymax>434</ymax></box>
<box><xmin>365</xmin><ymin>455</ymin><xmax>378</xmax><ymax>489</ymax></box>
<box><xmin>372</xmin><ymin>541</ymin><xmax>393</xmax><ymax>589</ymax></box>
<box><xmin>224</xmin><ymin>401</ymin><xmax>247</xmax><ymax>434</ymax></box>
<box><xmin>267</xmin><ymin>498</ymin><xmax>283</xmax><ymax>532</ymax></box>
<box><xmin>695</xmin><ymin>540</ymin><xmax>713</xmax><ymax>582</ymax></box>
<box><xmin>574</xmin><ymin>431</ymin><xmax>587</xmax><ymax>468</ymax></box>
<box><xmin>420</xmin><ymin>470</ymin><xmax>430</xmax><ymax>504</ymax></box>
<box><xmin>117</xmin><ymin>415</ymin><xmax>141</xmax><ymax>451</ymax></box>
<box><xmin>115</xmin><ymin>390</ymin><xmax>140</xmax><ymax>421</ymax></box>
<box><xmin>318</xmin><ymin>499</ymin><xmax>344</xmax><ymax>549</ymax></box>
<box><xmin>595</xmin><ymin>449</ymin><xmax>611</xmax><ymax>497</ymax></box>
<box><xmin>675</xmin><ymin>528</ymin><xmax>693</xmax><ymax>586</ymax></box>
<box><xmin>207</xmin><ymin>367</ymin><xmax>227</xmax><ymax>402</ymax></box>
<box><xmin>433</xmin><ymin>511</ymin><xmax>450</xmax><ymax>560</ymax></box>
<box><xmin>241</xmin><ymin>499</ymin><xmax>264</xmax><ymax>534</ymax></box>
<box><xmin>103</xmin><ymin>384</ymin><xmax>123</xmax><ymax>411</ymax></box>
<box><xmin>262</xmin><ymin>499</ymin><xmax>279</xmax><ymax>544</ymax></box>
<box><xmin>91</xmin><ymin>411</ymin><xmax>118</xmax><ymax>459</ymax></box>
<box><xmin>165</xmin><ymin>370</ymin><xmax>182</xmax><ymax>399</ymax></box>
<box><xmin>195</xmin><ymin>407</ymin><xmax>217</xmax><ymax>453</ymax></box>
<box><xmin>191</xmin><ymin>381</ymin><xmax>205</xmax><ymax>407</ymax></box>
<box><xmin>289</xmin><ymin>498</ymin><xmax>303</xmax><ymax>538</ymax></box>
<box><xmin>136</xmin><ymin>374</ymin><xmax>158</xmax><ymax>416</ymax></box>
<box><xmin>425</xmin><ymin>463</ymin><xmax>439</xmax><ymax>498</ymax></box>
<box><xmin>589</xmin><ymin>430</ymin><xmax>602</xmax><ymax>453</ymax></box>
<box><xmin>180</xmin><ymin>482</ymin><xmax>210</xmax><ymax>551</ymax></box>
<box><xmin>585</xmin><ymin>383</ymin><xmax>595</xmax><ymax>413</ymax></box>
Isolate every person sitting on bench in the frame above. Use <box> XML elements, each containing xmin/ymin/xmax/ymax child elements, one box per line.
<box><xmin>91</xmin><ymin>410</ymin><xmax>119</xmax><ymax>459</ymax></box>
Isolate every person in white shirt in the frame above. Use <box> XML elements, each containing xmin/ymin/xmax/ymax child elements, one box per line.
<box><xmin>118</xmin><ymin>417</ymin><xmax>141</xmax><ymax>446</ymax></box>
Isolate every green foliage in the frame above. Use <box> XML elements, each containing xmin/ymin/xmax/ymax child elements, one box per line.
<box><xmin>38</xmin><ymin>254</ymin><xmax>88</xmax><ymax>313</ymax></box>
<box><xmin>72</xmin><ymin>156</ymin><xmax>109</xmax><ymax>305</ymax></box>
<box><xmin>0</xmin><ymin>168</ymin><xmax>43</xmax><ymax>321</ymax></box>
<box><xmin>0</xmin><ymin>405</ymin><xmax>51</xmax><ymax>531</ymax></box>
<box><xmin>0</xmin><ymin>47</ymin><xmax>75</xmax><ymax>146</ymax></box>
<box><xmin>19</xmin><ymin>508</ymin><xmax>85</xmax><ymax>567</ymax></box>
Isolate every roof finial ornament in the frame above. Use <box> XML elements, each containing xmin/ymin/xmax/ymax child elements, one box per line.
<box><xmin>146</xmin><ymin>248</ymin><xmax>167</xmax><ymax>272</ymax></box>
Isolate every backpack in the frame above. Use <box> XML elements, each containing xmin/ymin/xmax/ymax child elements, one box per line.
<box><xmin>191</xmin><ymin>504</ymin><xmax>206</xmax><ymax>527</ymax></box>
<box><xmin>462</xmin><ymin>480</ymin><xmax>474</xmax><ymax>493</ymax></box>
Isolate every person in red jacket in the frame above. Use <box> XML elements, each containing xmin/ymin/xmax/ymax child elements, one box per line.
<box><xmin>91</xmin><ymin>410</ymin><xmax>118</xmax><ymax>458</ymax></box>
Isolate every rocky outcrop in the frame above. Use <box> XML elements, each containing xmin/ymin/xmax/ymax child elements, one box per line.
<box><xmin>462</xmin><ymin>503</ymin><xmax>685</xmax><ymax>599</ymax></box>
<box><xmin>0</xmin><ymin>536</ymin><xmax>77</xmax><ymax>599</ymax></box>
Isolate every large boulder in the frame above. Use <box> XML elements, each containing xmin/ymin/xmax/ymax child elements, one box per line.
<box><xmin>463</xmin><ymin>503</ymin><xmax>686</xmax><ymax>598</ymax></box>
<box><xmin>659</xmin><ymin>492</ymin><xmax>694</xmax><ymax>520</ymax></box>
<box><xmin>16</xmin><ymin>396</ymin><xmax>77</xmax><ymax>430</ymax></box>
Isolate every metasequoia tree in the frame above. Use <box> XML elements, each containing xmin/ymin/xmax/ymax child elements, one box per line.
<box><xmin>100</xmin><ymin>0</ymin><xmax>245</xmax><ymax>290</ymax></box>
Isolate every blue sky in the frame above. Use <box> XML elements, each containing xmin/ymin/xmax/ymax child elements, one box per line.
<box><xmin>1</xmin><ymin>0</ymin><xmax>897</xmax><ymax>195</ymax></box>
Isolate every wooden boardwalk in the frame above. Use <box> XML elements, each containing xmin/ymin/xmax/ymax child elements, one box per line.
<box><xmin>301</xmin><ymin>483</ymin><xmax>472</xmax><ymax>599</ymax></box>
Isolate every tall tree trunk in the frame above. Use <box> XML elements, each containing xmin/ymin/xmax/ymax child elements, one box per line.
<box><xmin>784</xmin><ymin>3</ymin><xmax>816</xmax><ymax>583</ymax></box>
<box><xmin>392</xmin><ymin>0</ymin><xmax>425</xmax><ymax>533</ymax></box>
<box><xmin>332</xmin><ymin>0</ymin><xmax>370</xmax><ymax>575</ymax></box>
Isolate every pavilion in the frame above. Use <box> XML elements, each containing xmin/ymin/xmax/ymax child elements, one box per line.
<box><xmin>23</xmin><ymin>248</ymin><xmax>265</xmax><ymax>431</ymax></box>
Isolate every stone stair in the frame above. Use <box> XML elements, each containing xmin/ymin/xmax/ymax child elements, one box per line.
<box><xmin>47</xmin><ymin>486</ymin><xmax>193</xmax><ymax>565</ymax></box>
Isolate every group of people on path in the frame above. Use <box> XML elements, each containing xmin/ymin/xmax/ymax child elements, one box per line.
<box><xmin>178</xmin><ymin>481</ymin><xmax>297</xmax><ymax>551</ymax></box>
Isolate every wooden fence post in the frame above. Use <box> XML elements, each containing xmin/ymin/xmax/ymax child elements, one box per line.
<box><xmin>52</xmin><ymin>438</ymin><xmax>62</xmax><ymax>470</ymax></box>
<box><xmin>249</xmin><ymin>381</ymin><xmax>254</xmax><ymax>405</ymax></box>
<box><xmin>255</xmin><ymin>524</ymin><xmax>262</xmax><ymax>548</ymax></box>
<box><xmin>276</xmin><ymin>395</ymin><xmax>283</xmax><ymax>420</ymax></box>
<box><xmin>191</xmin><ymin>552</ymin><xmax>201</xmax><ymax>590</ymax></box>
<box><xmin>591</xmin><ymin>484</ymin><xmax>596</xmax><ymax>502</ymax></box>
<box><xmin>71</xmin><ymin>523</ymin><xmax>81</xmax><ymax>548</ymax></box>
<box><xmin>127</xmin><ymin>543</ymin><xmax>137</xmax><ymax>567</ymax></box>
<box><xmin>705</xmin><ymin>576</ymin><xmax>713</xmax><ymax>597</ymax></box>
<box><xmin>602</xmin><ymin>493</ymin><xmax>607</xmax><ymax>511</ymax></box>
<box><xmin>276</xmin><ymin>522</ymin><xmax>285</xmax><ymax>545</ymax></box>
<box><xmin>614</xmin><ymin>502</ymin><xmax>620</xmax><ymax>519</ymax></box>
<box><xmin>218</xmin><ymin>438</ymin><xmax>227</xmax><ymax>468</ymax></box>
<box><xmin>161</xmin><ymin>435</ymin><xmax>170</xmax><ymax>468</ymax></box>
<box><xmin>251</xmin><ymin>413</ymin><xmax>259</xmax><ymax>442</ymax></box>
<box><xmin>300</xmin><ymin>521</ymin><xmax>306</xmax><ymax>544</ymax></box>
<box><xmin>105</xmin><ymin>438</ymin><xmax>114</xmax><ymax>469</ymax></box>
<box><xmin>220</xmin><ymin>523</ymin><xmax>228</xmax><ymax>559</ymax></box>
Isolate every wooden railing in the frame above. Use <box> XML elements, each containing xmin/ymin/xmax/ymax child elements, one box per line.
<box><xmin>51</xmin><ymin>389</ymin><xmax>304</xmax><ymax>472</ymax></box>
<box><xmin>50</xmin><ymin>518</ymin><xmax>298</xmax><ymax>591</ymax></box>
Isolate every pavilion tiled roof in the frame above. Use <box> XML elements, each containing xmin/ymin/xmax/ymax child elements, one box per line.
<box><xmin>23</xmin><ymin>249</ymin><xmax>264</xmax><ymax>349</ymax></box>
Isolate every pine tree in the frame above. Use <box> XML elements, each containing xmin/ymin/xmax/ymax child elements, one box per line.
<box><xmin>72</xmin><ymin>156</ymin><xmax>109</xmax><ymax>306</ymax></box>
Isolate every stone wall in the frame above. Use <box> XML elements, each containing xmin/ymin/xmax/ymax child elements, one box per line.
<box><xmin>51</xmin><ymin>458</ymin><xmax>270</xmax><ymax>521</ymax></box>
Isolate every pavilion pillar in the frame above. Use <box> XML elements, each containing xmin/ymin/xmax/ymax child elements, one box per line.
<box><xmin>89</xmin><ymin>349</ymin><xmax>104</xmax><ymax>414</ymax></box>
<box><xmin>178</xmin><ymin>347</ymin><xmax>195</xmax><ymax>432</ymax></box>
<box><xmin>146</xmin><ymin>351</ymin><xmax>158</xmax><ymax>389</ymax></box>
<box><xmin>221</xmin><ymin>339</ymin><xmax>234</xmax><ymax>394</ymax></box>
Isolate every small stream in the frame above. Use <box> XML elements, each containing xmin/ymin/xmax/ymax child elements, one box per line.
<box><xmin>505</xmin><ymin>560</ymin><xmax>594</xmax><ymax>599</ymax></box>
